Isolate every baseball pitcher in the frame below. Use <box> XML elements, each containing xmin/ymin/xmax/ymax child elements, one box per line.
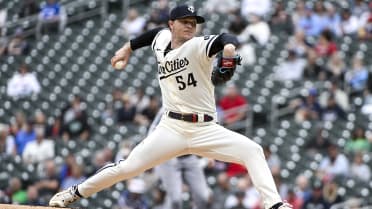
<box><xmin>49</xmin><ymin>5</ymin><xmax>292</xmax><ymax>209</ymax></box>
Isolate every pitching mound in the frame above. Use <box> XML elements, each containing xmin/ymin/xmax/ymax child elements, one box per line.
<box><xmin>0</xmin><ymin>204</ymin><xmax>71</xmax><ymax>209</ymax></box>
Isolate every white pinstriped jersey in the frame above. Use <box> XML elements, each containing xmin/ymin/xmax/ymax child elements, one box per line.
<box><xmin>151</xmin><ymin>29</ymin><xmax>219</xmax><ymax>115</ymax></box>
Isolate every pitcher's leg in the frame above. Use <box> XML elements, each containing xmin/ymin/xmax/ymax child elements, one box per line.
<box><xmin>77</xmin><ymin>125</ymin><xmax>188</xmax><ymax>197</ymax></box>
<box><xmin>190</xmin><ymin>124</ymin><xmax>282</xmax><ymax>209</ymax></box>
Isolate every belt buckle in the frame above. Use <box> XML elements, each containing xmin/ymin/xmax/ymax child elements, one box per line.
<box><xmin>181</xmin><ymin>114</ymin><xmax>185</xmax><ymax>121</ymax></box>
<box><xmin>197</xmin><ymin>113</ymin><xmax>203</xmax><ymax>122</ymax></box>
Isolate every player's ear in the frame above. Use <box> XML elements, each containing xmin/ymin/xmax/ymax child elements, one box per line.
<box><xmin>168</xmin><ymin>20</ymin><xmax>174</xmax><ymax>30</ymax></box>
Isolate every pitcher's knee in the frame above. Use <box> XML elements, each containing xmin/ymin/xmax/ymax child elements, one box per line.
<box><xmin>252</xmin><ymin>142</ymin><xmax>264</xmax><ymax>155</ymax></box>
<box><xmin>117</xmin><ymin>159</ymin><xmax>146</xmax><ymax>177</ymax></box>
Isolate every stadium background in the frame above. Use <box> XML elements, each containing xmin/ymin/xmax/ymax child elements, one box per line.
<box><xmin>0</xmin><ymin>0</ymin><xmax>371</xmax><ymax>208</ymax></box>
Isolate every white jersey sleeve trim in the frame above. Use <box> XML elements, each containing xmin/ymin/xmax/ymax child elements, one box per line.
<box><xmin>151</xmin><ymin>28</ymin><xmax>170</xmax><ymax>51</ymax></box>
<box><xmin>205</xmin><ymin>35</ymin><xmax>219</xmax><ymax>57</ymax></box>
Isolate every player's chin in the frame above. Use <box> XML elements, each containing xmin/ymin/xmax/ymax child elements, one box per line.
<box><xmin>183</xmin><ymin>33</ymin><xmax>194</xmax><ymax>41</ymax></box>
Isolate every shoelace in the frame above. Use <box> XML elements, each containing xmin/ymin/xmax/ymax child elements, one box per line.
<box><xmin>58</xmin><ymin>188</ymin><xmax>80</xmax><ymax>203</ymax></box>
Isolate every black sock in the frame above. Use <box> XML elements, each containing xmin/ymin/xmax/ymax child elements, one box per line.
<box><xmin>269</xmin><ymin>202</ymin><xmax>283</xmax><ymax>209</ymax></box>
<box><xmin>72</xmin><ymin>185</ymin><xmax>83</xmax><ymax>198</ymax></box>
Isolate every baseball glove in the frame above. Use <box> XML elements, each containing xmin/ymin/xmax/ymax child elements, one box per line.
<box><xmin>211</xmin><ymin>54</ymin><xmax>242</xmax><ymax>86</ymax></box>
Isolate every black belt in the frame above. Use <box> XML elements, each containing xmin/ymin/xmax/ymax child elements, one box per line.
<box><xmin>167</xmin><ymin>111</ymin><xmax>213</xmax><ymax>123</ymax></box>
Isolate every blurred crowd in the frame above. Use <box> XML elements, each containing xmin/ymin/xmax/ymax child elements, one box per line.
<box><xmin>1</xmin><ymin>0</ymin><xmax>372</xmax><ymax>209</ymax></box>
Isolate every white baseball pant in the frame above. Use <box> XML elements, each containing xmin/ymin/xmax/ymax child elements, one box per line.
<box><xmin>77</xmin><ymin>113</ymin><xmax>282</xmax><ymax>209</ymax></box>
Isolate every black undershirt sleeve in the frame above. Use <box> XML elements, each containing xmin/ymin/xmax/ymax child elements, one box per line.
<box><xmin>129</xmin><ymin>27</ymin><xmax>165</xmax><ymax>50</ymax></box>
<box><xmin>208</xmin><ymin>33</ymin><xmax>239</xmax><ymax>57</ymax></box>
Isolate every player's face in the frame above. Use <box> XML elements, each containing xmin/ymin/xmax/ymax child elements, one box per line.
<box><xmin>169</xmin><ymin>17</ymin><xmax>197</xmax><ymax>42</ymax></box>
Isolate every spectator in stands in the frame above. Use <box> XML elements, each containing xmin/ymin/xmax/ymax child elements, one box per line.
<box><xmin>317</xmin><ymin>143</ymin><xmax>350</xmax><ymax>181</ymax></box>
<box><xmin>115</xmin><ymin>140</ymin><xmax>135</xmax><ymax>162</ymax></box>
<box><xmin>305</xmin><ymin>126</ymin><xmax>331</xmax><ymax>154</ymax></box>
<box><xmin>362</xmin><ymin>93</ymin><xmax>372</xmax><ymax>115</ymax></box>
<box><xmin>18</xmin><ymin>0</ymin><xmax>40</xmax><ymax>18</ymax></box>
<box><xmin>274</xmin><ymin>49</ymin><xmax>307</xmax><ymax>81</ymax></box>
<box><xmin>229</xmin><ymin>14</ymin><xmax>248</xmax><ymax>35</ymax></box>
<box><xmin>7</xmin><ymin>64</ymin><xmax>41</xmax><ymax>98</ymax></box>
<box><xmin>263</xmin><ymin>145</ymin><xmax>281</xmax><ymax>174</ymax></box>
<box><xmin>313</xmin><ymin>29</ymin><xmax>338</xmax><ymax>58</ymax></box>
<box><xmin>0</xmin><ymin>7</ymin><xmax>7</xmax><ymax>36</ymax></box>
<box><xmin>321</xmin><ymin>96</ymin><xmax>346</xmax><ymax>121</ymax></box>
<box><xmin>237</xmin><ymin>14</ymin><xmax>271</xmax><ymax>46</ymax></box>
<box><xmin>145</xmin><ymin>0</ymin><xmax>169</xmax><ymax>30</ymax></box>
<box><xmin>211</xmin><ymin>172</ymin><xmax>231</xmax><ymax>209</ymax></box>
<box><xmin>293</xmin><ymin>88</ymin><xmax>323</xmax><ymax>123</ymax></box>
<box><xmin>89</xmin><ymin>148</ymin><xmax>113</xmax><ymax>176</ymax></box>
<box><xmin>0</xmin><ymin>124</ymin><xmax>16</xmax><ymax>156</ymax></box>
<box><xmin>286</xmin><ymin>30</ymin><xmax>308</xmax><ymax>58</ymax></box>
<box><xmin>117</xmin><ymin>93</ymin><xmax>137</xmax><ymax>124</ymax></box>
<box><xmin>204</xmin><ymin>0</ymin><xmax>239</xmax><ymax>14</ymax></box>
<box><xmin>137</xmin><ymin>95</ymin><xmax>160</xmax><ymax>126</ymax></box>
<box><xmin>131</xmin><ymin>87</ymin><xmax>150</xmax><ymax>113</ymax></box>
<box><xmin>357</xmin><ymin>2</ymin><xmax>372</xmax><ymax>40</ymax></box>
<box><xmin>59</xmin><ymin>154</ymin><xmax>76</xmax><ymax>182</ymax></box>
<box><xmin>294</xmin><ymin>175</ymin><xmax>312</xmax><ymax>204</ymax></box>
<box><xmin>33</xmin><ymin>160</ymin><xmax>59</xmax><ymax>202</ymax></box>
<box><xmin>351</xmin><ymin>0</ymin><xmax>369</xmax><ymax>18</ymax></box>
<box><xmin>292</xmin><ymin>1</ymin><xmax>306</xmax><ymax>32</ymax></box>
<box><xmin>61</xmin><ymin>163</ymin><xmax>86</xmax><ymax>190</ymax></box>
<box><xmin>286</xmin><ymin>189</ymin><xmax>303</xmax><ymax>209</ymax></box>
<box><xmin>301</xmin><ymin>180</ymin><xmax>329</xmax><ymax>209</ymax></box>
<box><xmin>324</xmin><ymin>3</ymin><xmax>341</xmax><ymax>37</ymax></box>
<box><xmin>102</xmin><ymin>88</ymin><xmax>124</xmax><ymax>121</ymax></box>
<box><xmin>15</xmin><ymin>119</ymin><xmax>36</xmax><ymax>155</ymax></box>
<box><xmin>34</xmin><ymin>110</ymin><xmax>47</xmax><ymax>127</ymax></box>
<box><xmin>273</xmin><ymin>173</ymin><xmax>289</xmax><ymax>199</ymax></box>
<box><xmin>219</xmin><ymin>84</ymin><xmax>248</xmax><ymax>127</ymax></box>
<box><xmin>121</xmin><ymin>8</ymin><xmax>146</xmax><ymax>38</ymax></box>
<box><xmin>0</xmin><ymin>36</ymin><xmax>7</xmax><ymax>57</ymax></box>
<box><xmin>270</xmin><ymin>1</ymin><xmax>293</xmax><ymax>35</ymax></box>
<box><xmin>345</xmin><ymin>127</ymin><xmax>370</xmax><ymax>153</ymax></box>
<box><xmin>298</xmin><ymin>6</ymin><xmax>321</xmax><ymax>37</ymax></box>
<box><xmin>7</xmin><ymin>28</ymin><xmax>30</xmax><ymax>56</ymax></box>
<box><xmin>350</xmin><ymin>151</ymin><xmax>371</xmax><ymax>182</ymax></box>
<box><xmin>22</xmin><ymin>125</ymin><xmax>54</xmax><ymax>164</ymax></box>
<box><xmin>345</xmin><ymin>55</ymin><xmax>368</xmax><ymax>96</ymax></box>
<box><xmin>46</xmin><ymin>116</ymin><xmax>63</xmax><ymax>138</ymax></box>
<box><xmin>319</xmin><ymin>80</ymin><xmax>350</xmax><ymax>112</ymax></box>
<box><xmin>117</xmin><ymin>178</ymin><xmax>149</xmax><ymax>209</ymax></box>
<box><xmin>303</xmin><ymin>49</ymin><xmax>325</xmax><ymax>80</ymax></box>
<box><xmin>229</xmin><ymin>190</ymin><xmax>245</xmax><ymax>209</ymax></box>
<box><xmin>325</xmin><ymin>52</ymin><xmax>346</xmax><ymax>81</ymax></box>
<box><xmin>305</xmin><ymin>126</ymin><xmax>330</xmax><ymax>154</ymax></box>
<box><xmin>26</xmin><ymin>185</ymin><xmax>42</xmax><ymax>205</ymax></box>
<box><xmin>225</xmin><ymin>176</ymin><xmax>260</xmax><ymax>209</ymax></box>
<box><xmin>312</xmin><ymin>1</ymin><xmax>329</xmax><ymax>35</ymax></box>
<box><xmin>241</xmin><ymin>0</ymin><xmax>271</xmax><ymax>19</ymax></box>
<box><xmin>150</xmin><ymin>187</ymin><xmax>167</xmax><ymax>209</ymax></box>
<box><xmin>61</xmin><ymin>95</ymin><xmax>90</xmax><ymax>141</ymax></box>
<box><xmin>340</xmin><ymin>8</ymin><xmax>359</xmax><ymax>36</ymax></box>
<box><xmin>5</xmin><ymin>177</ymin><xmax>27</xmax><ymax>204</ymax></box>
<box><xmin>37</xmin><ymin>0</ymin><xmax>66</xmax><ymax>35</ymax></box>
<box><xmin>9</xmin><ymin>111</ymin><xmax>27</xmax><ymax>136</ymax></box>
<box><xmin>322</xmin><ymin>181</ymin><xmax>343</xmax><ymax>206</ymax></box>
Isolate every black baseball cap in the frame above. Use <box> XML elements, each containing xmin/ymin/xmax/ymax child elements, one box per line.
<box><xmin>169</xmin><ymin>5</ymin><xmax>205</xmax><ymax>24</ymax></box>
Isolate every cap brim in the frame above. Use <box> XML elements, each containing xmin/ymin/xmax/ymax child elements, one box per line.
<box><xmin>172</xmin><ymin>15</ymin><xmax>205</xmax><ymax>24</ymax></box>
<box><xmin>195</xmin><ymin>16</ymin><xmax>205</xmax><ymax>24</ymax></box>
